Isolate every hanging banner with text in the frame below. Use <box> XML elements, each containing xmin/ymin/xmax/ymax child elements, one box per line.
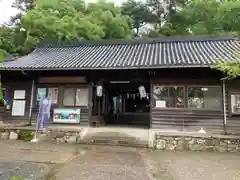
<box><xmin>53</xmin><ymin>108</ymin><xmax>81</xmax><ymax>123</ymax></box>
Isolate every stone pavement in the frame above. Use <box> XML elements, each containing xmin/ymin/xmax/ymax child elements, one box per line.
<box><xmin>0</xmin><ymin>141</ymin><xmax>240</xmax><ymax>180</ymax></box>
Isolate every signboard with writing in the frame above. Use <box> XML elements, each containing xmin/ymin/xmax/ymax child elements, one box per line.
<box><xmin>53</xmin><ymin>108</ymin><xmax>81</xmax><ymax>123</ymax></box>
<box><xmin>36</xmin><ymin>88</ymin><xmax>47</xmax><ymax>102</ymax></box>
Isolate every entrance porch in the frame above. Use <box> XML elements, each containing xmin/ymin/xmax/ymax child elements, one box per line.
<box><xmin>90</xmin><ymin>71</ymin><xmax>151</xmax><ymax>128</ymax></box>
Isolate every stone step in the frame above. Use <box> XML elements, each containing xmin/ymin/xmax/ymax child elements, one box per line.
<box><xmin>82</xmin><ymin>133</ymin><xmax>149</xmax><ymax>147</ymax></box>
<box><xmin>83</xmin><ymin>138</ymin><xmax>149</xmax><ymax>148</ymax></box>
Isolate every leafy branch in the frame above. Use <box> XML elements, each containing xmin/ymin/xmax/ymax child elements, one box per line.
<box><xmin>215</xmin><ymin>54</ymin><xmax>240</xmax><ymax>80</ymax></box>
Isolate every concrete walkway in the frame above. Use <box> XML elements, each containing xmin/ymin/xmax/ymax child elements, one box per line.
<box><xmin>0</xmin><ymin>141</ymin><xmax>240</xmax><ymax>180</ymax></box>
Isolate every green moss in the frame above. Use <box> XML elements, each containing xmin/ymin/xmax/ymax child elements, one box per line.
<box><xmin>18</xmin><ymin>131</ymin><xmax>34</xmax><ymax>141</ymax></box>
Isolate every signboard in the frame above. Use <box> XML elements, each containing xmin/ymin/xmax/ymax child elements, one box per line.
<box><xmin>36</xmin><ymin>88</ymin><xmax>47</xmax><ymax>102</ymax></box>
<box><xmin>156</xmin><ymin>100</ymin><xmax>166</xmax><ymax>108</ymax></box>
<box><xmin>53</xmin><ymin>108</ymin><xmax>81</xmax><ymax>123</ymax></box>
<box><xmin>14</xmin><ymin>90</ymin><xmax>26</xmax><ymax>99</ymax></box>
<box><xmin>12</xmin><ymin>100</ymin><xmax>26</xmax><ymax>116</ymax></box>
<box><xmin>48</xmin><ymin>88</ymin><xmax>58</xmax><ymax>104</ymax></box>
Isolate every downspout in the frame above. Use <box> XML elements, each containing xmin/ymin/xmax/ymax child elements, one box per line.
<box><xmin>222</xmin><ymin>79</ymin><xmax>227</xmax><ymax>134</ymax></box>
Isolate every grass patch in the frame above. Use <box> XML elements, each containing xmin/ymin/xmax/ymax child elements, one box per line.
<box><xmin>18</xmin><ymin>131</ymin><xmax>34</xmax><ymax>141</ymax></box>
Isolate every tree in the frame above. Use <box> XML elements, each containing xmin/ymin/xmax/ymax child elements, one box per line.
<box><xmin>214</xmin><ymin>0</ymin><xmax>240</xmax><ymax>35</ymax></box>
<box><xmin>0</xmin><ymin>0</ymin><xmax>132</xmax><ymax>56</ymax></box>
<box><xmin>201</xmin><ymin>0</ymin><xmax>240</xmax><ymax>79</ymax></box>
<box><xmin>0</xmin><ymin>26</ymin><xmax>27</xmax><ymax>56</ymax></box>
<box><xmin>182</xmin><ymin>0</ymin><xmax>240</xmax><ymax>35</ymax></box>
<box><xmin>121</xmin><ymin>0</ymin><xmax>155</xmax><ymax>36</ymax></box>
<box><xmin>216</xmin><ymin>55</ymin><xmax>240</xmax><ymax>80</ymax></box>
<box><xmin>10</xmin><ymin>0</ymin><xmax>35</xmax><ymax>25</ymax></box>
<box><xmin>146</xmin><ymin>0</ymin><xmax>189</xmax><ymax>36</ymax></box>
<box><xmin>144</xmin><ymin>0</ymin><xmax>240</xmax><ymax>37</ymax></box>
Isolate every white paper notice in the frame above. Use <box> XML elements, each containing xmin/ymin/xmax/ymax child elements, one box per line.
<box><xmin>48</xmin><ymin>88</ymin><xmax>58</xmax><ymax>104</ymax></box>
<box><xmin>12</xmin><ymin>100</ymin><xmax>26</xmax><ymax>116</ymax></box>
<box><xmin>14</xmin><ymin>90</ymin><xmax>26</xmax><ymax>99</ymax></box>
<box><xmin>156</xmin><ymin>100</ymin><xmax>166</xmax><ymax>108</ymax></box>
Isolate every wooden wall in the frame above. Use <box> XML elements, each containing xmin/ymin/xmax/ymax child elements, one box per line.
<box><xmin>225</xmin><ymin>80</ymin><xmax>240</xmax><ymax>135</ymax></box>
<box><xmin>0</xmin><ymin>78</ymin><xmax>91</xmax><ymax>126</ymax></box>
<box><xmin>2</xmin><ymin>69</ymin><xmax>240</xmax><ymax>134</ymax></box>
<box><xmin>35</xmin><ymin>83</ymin><xmax>90</xmax><ymax>126</ymax></box>
<box><xmin>0</xmin><ymin>81</ymin><xmax>32</xmax><ymax>123</ymax></box>
<box><xmin>152</xmin><ymin>109</ymin><xmax>224</xmax><ymax>133</ymax></box>
<box><xmin>150</xmin><ymin>78</ymin><xmax>224</xmax><ymax>134</ymax></box>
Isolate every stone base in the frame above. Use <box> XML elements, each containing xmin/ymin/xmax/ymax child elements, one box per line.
<box><xmin>0</xmin><ymin>127</ymin><xmax>148</xmax><ymax>147</ymax></box>
<box><xmin>154</xmin><ymin>133</ymin><xmax>240</xmax><ymax>152</ymax></box>
<box><xmin>0</xmin><ymin>129</ymin><xmax>82</xmax><ymax>144</ymax></box>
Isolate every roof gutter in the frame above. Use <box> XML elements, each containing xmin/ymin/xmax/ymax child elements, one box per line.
<box><xmin>0</xmin><ymin>64</ymin><xmax>214</xmax><ymax>71</ymax></box>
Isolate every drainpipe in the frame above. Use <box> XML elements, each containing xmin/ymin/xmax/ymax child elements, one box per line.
<box><xmin>222</xmin><ymin>79</ymin><xmax>227</xmax><ymax>134</ymax></box>
<box><xmin>28</xmin><ymin>79</ymin><xmax>35</xmax><ymax>126</ymax></box>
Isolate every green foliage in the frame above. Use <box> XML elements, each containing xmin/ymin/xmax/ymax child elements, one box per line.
<box><xmin>0</xmin><ymin>0</ymin><xmax>132</xmax><ymax>56</ymax></box>
<box><xmin>18</xmin><ymin>131</ymin><xmax>34</xmax><ymax>141</ymax></box>
<box><xmin>215</xmin><ymin>50</ymin><xmax>240</xmax><ymax>79</ymax></box>
<box><xmin>182</xmin><ymin>0</ymin><xmax>240</xmax><ymax>35</ymax></box>
<box><xmin>11</xmin><ymin>176</ymin><xmax>24</xmax><ymax>180</ymax></box>
<box><xmin>216</xmin><ymin>59</ymin><xmax>240</xmax><ymax>80</ymax></box>
<box><xmin>214</xmin><ymin>0</ymin><xmax>240</xmax><ymax>35</ymax></box>
<box><xmin>121</xmin><ymin>0</ymin><xmax>155</xmax><ymax>36</ymax></box>
<box><xmin>0</xmin><ymin>49</ymin><xmax>5</xmax><ymax>62</ymax></box>
<box><xmin>10</xmin><ymin>0</ymin><xmax>35</xmax><ymax>25</ymax></box>
<box><xmin>22</xmin><ymin>0</ymin><xmax>131</xmax><ymax>42</ymax></box>
<box><xmin>0</xmin><ymin>0</ymin><xmax>239</xmax><ymax>58</ymax></box>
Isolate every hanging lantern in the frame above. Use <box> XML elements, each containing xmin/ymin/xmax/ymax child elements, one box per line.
<box><xmin>138</xmin><ymin>85</ymin><xmax>146</xmax><ymax>99</ymax></box>
<box><xmin>96</xmin><ymin>85</ymin><xmax>103</xmax><ymax>97</ymax></box>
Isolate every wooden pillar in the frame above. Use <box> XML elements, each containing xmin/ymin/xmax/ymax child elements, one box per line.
<box><xmin>88</xmin><ymin>83</ymin><xmax>93</xmax><ymax>127</ymax></box>
<box><xmin>28</xmin><ymin>80</ymin><xmax>35</xmax><ymax>126</ymax></box>
<box><xmin>222</xmin><ymin>79</ymin><xmax>227</xmax><ymax>134</ymax></box>
<box><xmin>150</xmin><ymin>83</ymin><xmax>153</xmax><ymax>129</ymax></box>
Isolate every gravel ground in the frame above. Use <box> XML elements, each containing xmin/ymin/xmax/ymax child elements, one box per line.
<box><xmin>0</xmin><ymin>161</ymin><xmax>52</xmax><ymax>180</ymax></box>
<box><xmin>55</xmin><ymin>146</ymin><xmax>150</xmax><ymax>180</ymax></box>
<box><xmin>0</xmin><ymin>141</ymin><xmax>240</xmax><ymax>180</ymax></box>
<box><xmin>146</xmin><ymin>151</ymin><xmax>240</xmax><ymax>180</ymax></box>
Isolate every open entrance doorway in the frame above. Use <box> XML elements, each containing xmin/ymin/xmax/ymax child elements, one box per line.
<box><xmin>92</xmin><ymin>81</ymin><xmax>150</xmax><ymax>128</ymax></box>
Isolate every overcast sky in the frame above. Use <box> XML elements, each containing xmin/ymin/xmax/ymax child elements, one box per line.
<box><xmin>0</xmin><ymin>0</ymin><xmax>18</xmax><ymax>24</ymax></box>
<box><xmin>0</xmin><ymin>0</ymin><xmax>126</xmax><ymax>25</ymax></box>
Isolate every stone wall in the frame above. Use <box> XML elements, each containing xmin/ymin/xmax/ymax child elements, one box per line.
<box><xmin>154</xmin><ymin>133</ymin><xmax>240</xmax><ymax>152</ymax></box>
<box><xmin>0</xmin><ymin>129</ymin><xmax>83</xmax><ymax>144</ymax></box>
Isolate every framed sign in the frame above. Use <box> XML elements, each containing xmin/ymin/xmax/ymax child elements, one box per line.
<box><xmin>14</xmin><ymin>90</ymin><xmax>26</xmax><ymax>99</ymax></box>
<box><xmin>36</xmin><ymin>88</ymin><xmax>47</xmax><ymax>102</ymax></box>
<box><xmin>12</xmin><ymin>100</ymin><xmax>26</xmax><ymax>116</ymax></box>
<box><xmin>53</xmin><ymin>108</ymin><xmax>81</xmax><ymax>123</ymax></box>
<box><xmin>48</xmin><ymin>87</ymin><xmax>59</xmax><ymax>104</ymax></box>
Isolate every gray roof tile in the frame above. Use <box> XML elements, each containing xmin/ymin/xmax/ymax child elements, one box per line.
<box><xmin>1</xmin><ymin>36</ymin><xmax>239</xmax><ymax>70</ymax></box>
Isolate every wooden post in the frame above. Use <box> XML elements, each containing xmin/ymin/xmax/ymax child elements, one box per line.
<box><xmin>88</xmin><ymin>83</ymin><xmax>93</xmax><ymax>127</ymax></box>
<box><xmin>222</xmin><ymin>79</ymin><xmax>227</xmax><ymax>134</ymax></box>
<box><xmin>98</xmin><ymin>97</ymin><xmax>101</xmax><ymax>118</ymax></box>
<box><xmin>28</xmin><ymin>80</ymin><xmax>35</xmax><ymax>126</ymax></box>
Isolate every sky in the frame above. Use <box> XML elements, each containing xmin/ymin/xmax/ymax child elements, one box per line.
<box><xmin>0</xmin><ymin>0</ymin><xmax>125</xmax><ymax>25</ymax></box>
<box><xmin>0</xmin><ymin>0</ymin><xmax>19</xmax><ymax>25</ymax></box>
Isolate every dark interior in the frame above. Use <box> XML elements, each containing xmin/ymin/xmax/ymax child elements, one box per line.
<box><xmin>92</xmin><ymin>81</ymin><xmax>150</xmax><ymax>128</ymax></box>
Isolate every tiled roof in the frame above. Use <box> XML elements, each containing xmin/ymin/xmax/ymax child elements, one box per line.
<box><xmin>1</xmin><ymin>36</ymin><xmax>239</xmax><ymax>70</ymax></box>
